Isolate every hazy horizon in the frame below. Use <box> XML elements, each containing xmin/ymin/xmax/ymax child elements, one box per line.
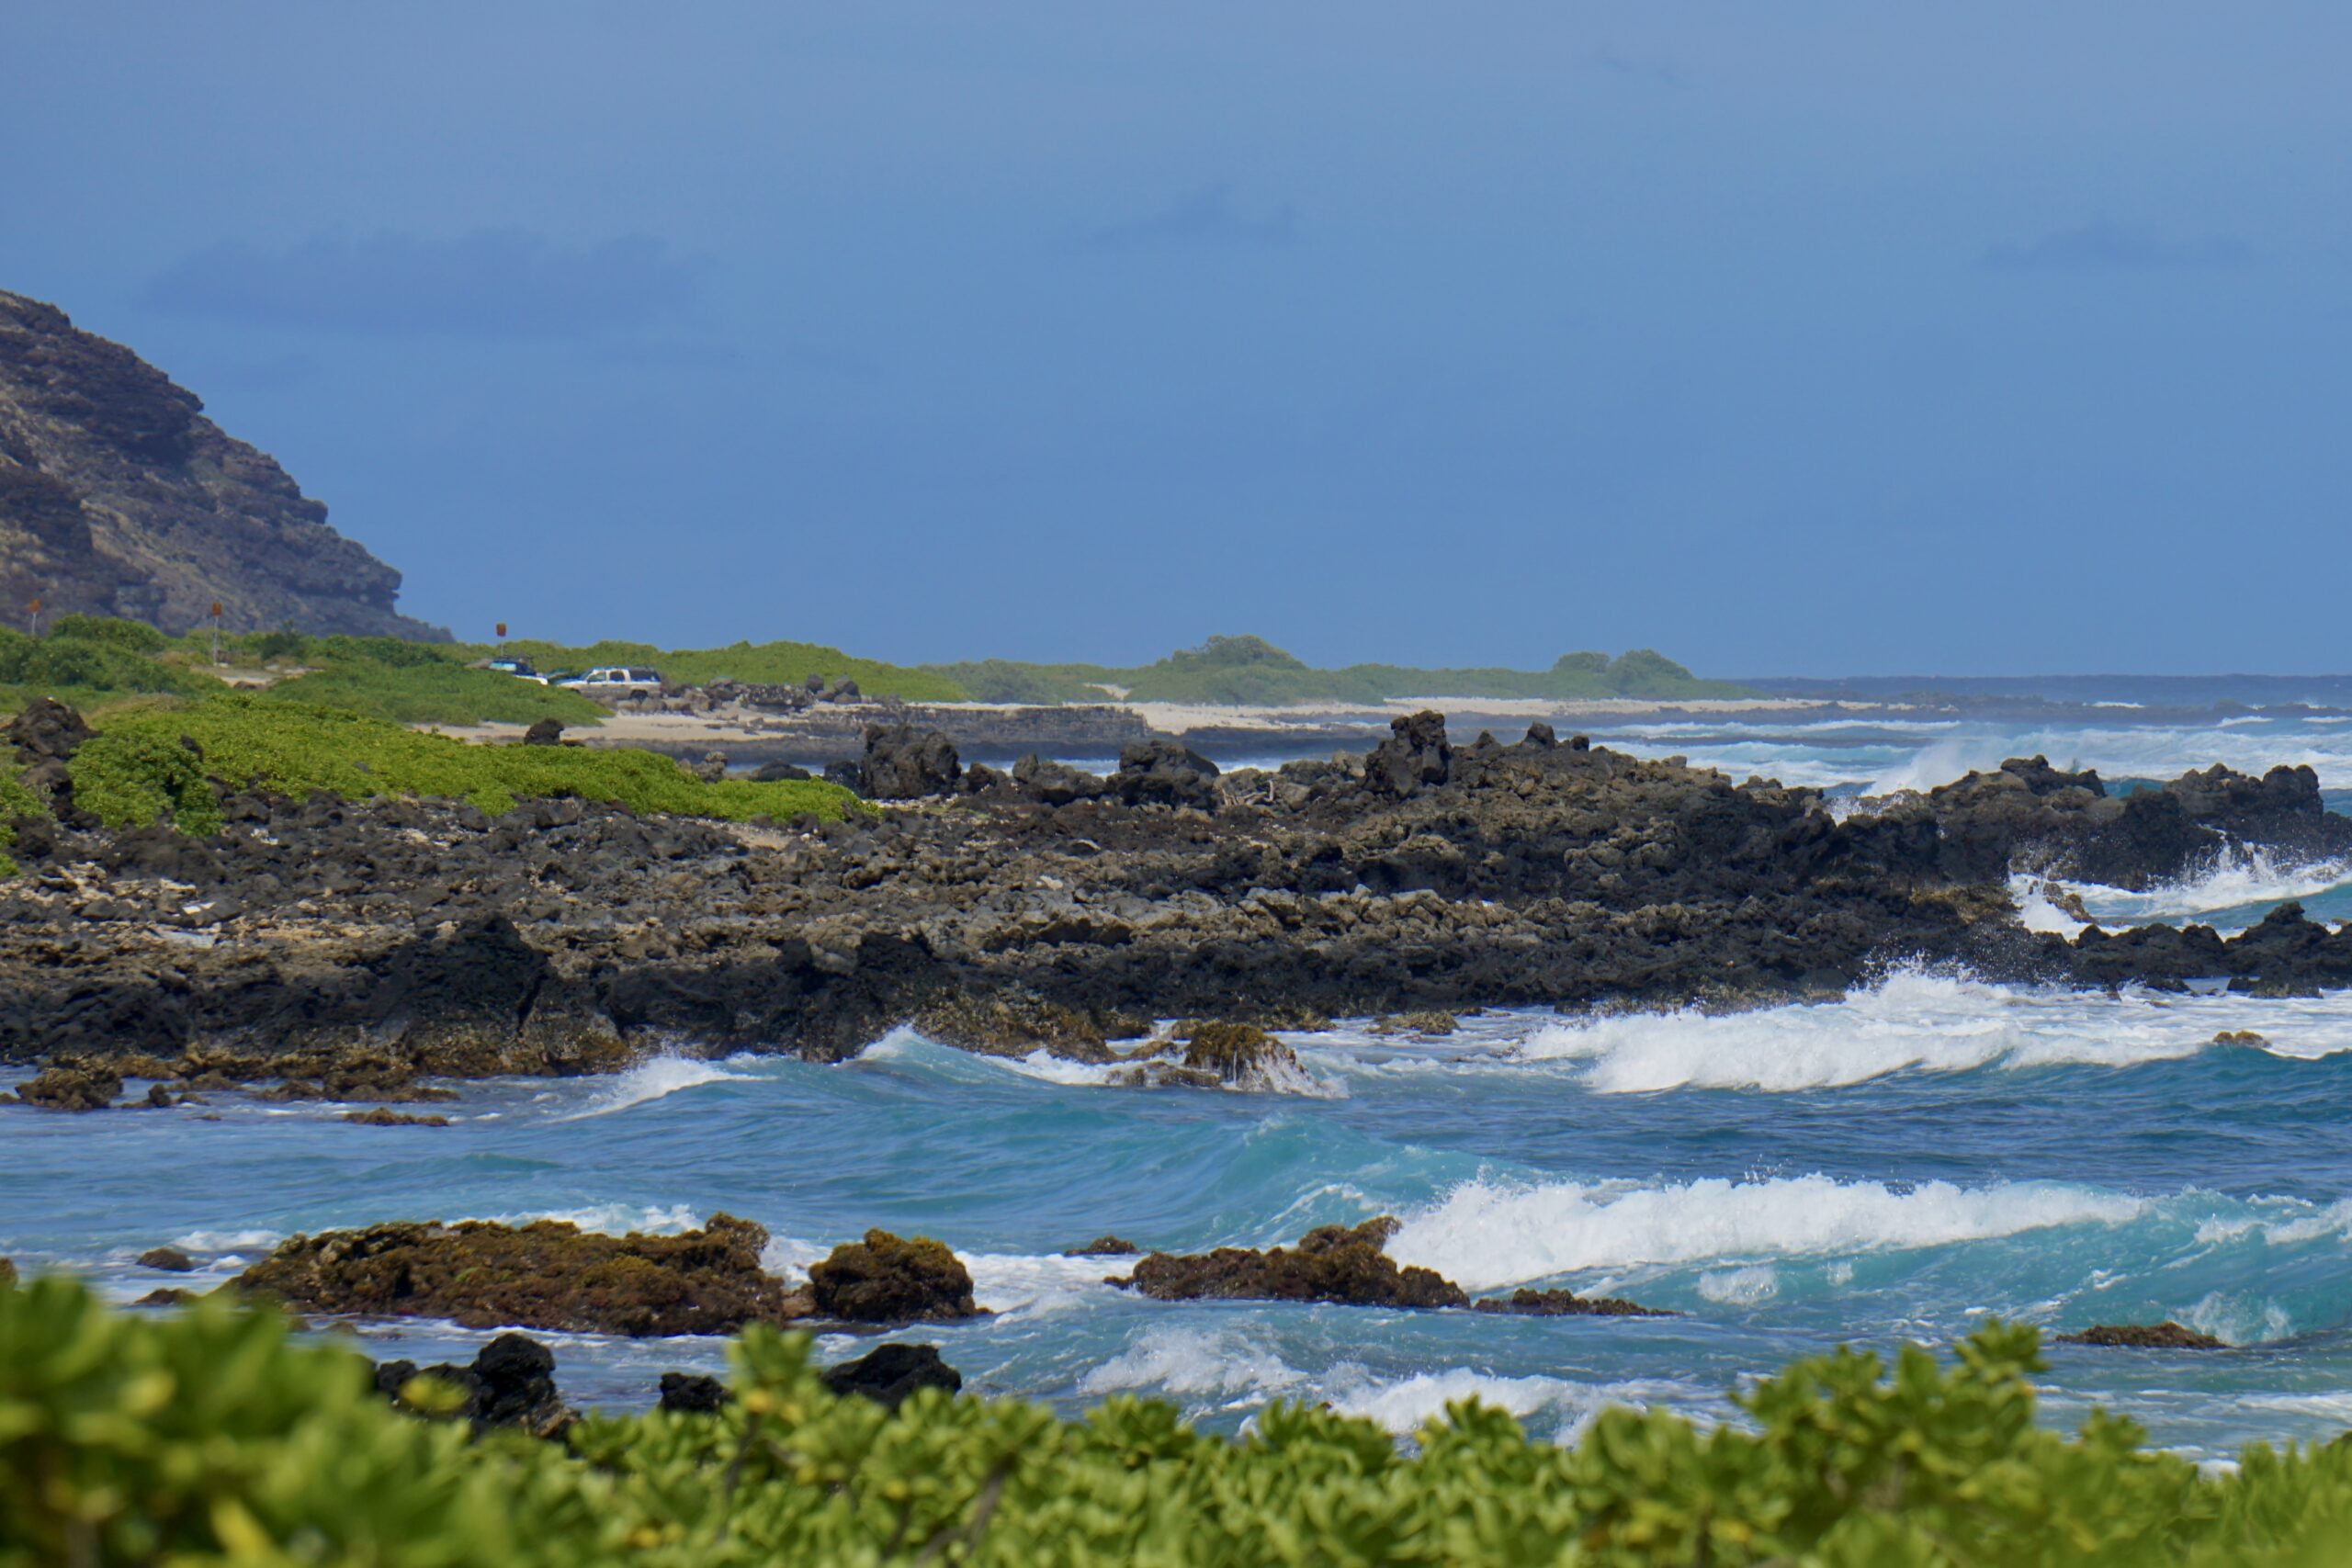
<box><xmin>6</xmin><ymin>4</ymin><xmax>2346</xmax><ymax>676</ymax></box>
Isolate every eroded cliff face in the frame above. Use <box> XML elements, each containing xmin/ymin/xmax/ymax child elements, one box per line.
<box><xmin>0</xmin><ymin>288</ymin><xmax>446</xmax><ymax>638</ymax></box>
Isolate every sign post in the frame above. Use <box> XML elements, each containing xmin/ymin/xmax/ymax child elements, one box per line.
<box><xmin>27</xmin><ymin>596</ymin><xmax>40</xmax><ymax>637</ymax></box>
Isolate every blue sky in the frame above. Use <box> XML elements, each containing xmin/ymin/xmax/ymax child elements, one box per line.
<box><xmin>5</xmin><ymin>3</ymin><xmax>2346</xmax><ymax>674</ymax></box>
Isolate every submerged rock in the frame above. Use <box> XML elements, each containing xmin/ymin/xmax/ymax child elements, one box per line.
<box><xmin>1107</xmin><ymin>1022</ymin><xmax>1322</xmax><ymax>1094</ymax></box>
<box><xmin>1122</xmin><ymin>1217</ymin><xmax>1468</xmax><ymax>1310</ymax></box>
<box><xmin>1066</xmin><ymin>1235</ymin><xmax>1141</xmax><ymax>1257</ymax></box>
<box><xmin>234</xmin><ymin>1213</ymin><xmax>811</xmax><ymax>1337</ymax></box>
<box><xmin>1471</xmin><ymin>1287</ymin><xmax>1672</xmax><ymax>1319</ymax></box>
<box><xmin>820</xmin><ymin>1343</ymin><xmax>963</xmax><ymax>1409</ymax></box>
<box><xmin>340</xmin><ymin>1107</ymin><xmax>451</xmax><ymax>1126</ymax></box>
<box><xmin>2053</xmin><ymin>1322</ymin><xmax>2225</xmax><ymax>1349</ymax></box>
<box><xmin>807</xmin><ymin>1229</ymin><xmax>984</xmax><ymax>1324</ymax></box>
<box><xmin>375</xmin><ymin>1332</ymin><xmax>574</xmax><ymax>1438</ymax></box>
<box><xmin>137</xmin><ymin>1246</ymin><xmax>195</xmax><ymax>1272</ymax></box>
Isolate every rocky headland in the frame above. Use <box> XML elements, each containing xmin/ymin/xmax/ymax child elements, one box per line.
<box><xmin>0</xmin><ymin>288</ymin><xmax>444</xmax><ymax>638</ymax></box>
<box><xmin>6</xmin><ymin>705</ymin><xmax>2352</xmax><ymax>1099</ymax></box>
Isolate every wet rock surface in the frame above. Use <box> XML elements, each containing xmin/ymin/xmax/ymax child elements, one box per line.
<box><xmin>658</xmin><ymin>1371</ymin><xmax>729</xmax><ymax>1414</ymax></box>
<box><xmin>340</xmin><ymin>1108</ymin><xmax>450</xmax><ymax>1126</ymax></box>
<box><xmin>374</xmin><ymin>1332</ymin><xmax>574</xmax><ymax>1438</ymax></box>
<box><xmin>10</xmin><ymin>1062</ymin><xmax>122</xmax><ymax>1111</ymax></box>
<box><xmin>10</xmin><ymin>712</ymin><xmax>2352</xmax><ymax>1082</ymax></box>
<box><xmin>1121</xmin><ymin>1218</ymin><xmax>1472</xmax><ymax>1310</ymax></box>
<box><xmin>233</xmin><ymin>1214</ymin><xmax>812</xmax><ymax>1337</ymax></box>
<box><xmin>1470</xmin><ymin>1287</ymin><xmax>1673</xmax><ymax>1319</ymax></box>
<box><xmin>808</xmin><ymin>1229</ymin><xmax>983</xmax><ymax>1324</ymax></box>
<box><xmin>2054</xmin><ymin>1322</ymin><xmax>2226</xmax><ymax>1349</ymax></box>
<box><xmin>137</xmin><ymin>1246</ymin><xmax>195</xmax><ymax>1272</ymax></box>
<box><xmin>820</xmin><ymin>1342</ymin><xmax>964</xmax><ymax>1409</ymax></box>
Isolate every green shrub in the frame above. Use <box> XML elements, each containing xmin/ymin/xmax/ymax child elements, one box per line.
<box><xmin>468</xmin><ymin>637</ymin><xmax>974</xmax><ymax>702</ymax></box>
<box><xmin>0</xmin><ymin>763</ymin><xmax>43</xmax><ymax>877</ymax></box>
<box><xmin>68</xmin><ymin>694</ymin><xmax>863</xmax><ymax>828</ymax></box>
<box><xmin>8</xmin><ymin>1277</ymin><xmax>2352</xmax><ymax>1565</ymax></box>
<box><xmin>44</xmin><ymin>614</ymin><xmax>171</xmax><ymax>653</ymax></box>
<box><xmin>263</xmin><ymin>662</ymin><xmax>609</xmax><ymax>727</ymax></box>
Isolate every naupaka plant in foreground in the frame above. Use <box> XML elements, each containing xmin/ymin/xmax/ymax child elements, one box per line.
<box><xmin>6</xmin><ymin>1274</ymin><xmax>2352</xmax><ymax>1565</ymax></box>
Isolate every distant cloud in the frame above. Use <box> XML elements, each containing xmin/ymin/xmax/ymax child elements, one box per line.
<box><xmin>1082</xmin><ymin>186</ymin><xmax>1296</xmax><ymax>254</ymax></box>
<box><xmin>142</xmin><ymin>229</ymin><xmax>705</xmax><ymax>338</ymax></box>
<box><xmin>1982</xmin><ymin>220</ymin><xmax>2251</xmax><ymax>273</ymax></box>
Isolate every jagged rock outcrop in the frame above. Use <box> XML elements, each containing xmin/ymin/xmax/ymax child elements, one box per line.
<box><xmin>1121</xmin><ymin>1218</ymin><xmax>1472</xmax><ymax>1310</ymax></box>
<box><xmin>820</xmin><ymin>1343</ymin><xmax>963</xmax><ymax>1409</ymax></box>
<box><xmin>0</xmin><ymin>288</ymin><xmax>445</xmax><ymax>638</ymax></box>
<box><xmin>862</xmin><ymin>725</ymin><xmax>960</xmax><ymax>799</ymax></box>
<box><xmin>10</xmin><ymin>715</ymin><xmax>2352</xmax><ymax>1080</ymax></box>
<box><xmin>374</xmin><ymin>1333</ymin><xmax>575</xmax><ymax>1438</ymax></box>
<box><xmin>2053</xmin><ymin>1322</ymin><xmax>2224</xmax><ymax>1349</ymax></box>
<box><xmin>233</xmin><ymin>1213</ymin><xmax>811</xmax><ymax>1336</ymax></box>
<box><xmin>807</xmin><ymin>1229</ymin><xmax>983</xmax><ymax>1324</ymax></box>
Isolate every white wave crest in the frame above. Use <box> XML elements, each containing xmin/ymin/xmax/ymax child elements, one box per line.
<box><xmin>1387</xmin><ymin>1173</ymin><xmax>2143</xmax><ymax>1292</ymax></box>
<box><xmin>478</xmin><ymin>1202</ymin><xmax>703</xmax><ymax>1235</ymax></box>
<box><xmin>560</xmin><ymin>1055</ymin><xmax>753</xmax><ymax>1119</ymax></box>
<box><xmin>1325</xmin><ymin>1369</ymin><xmax>1633</xmax><ymax>1439</ymax></box>
<box><xmin>171</xmin><ymin>1227</ymin><xmax>283</xmax><ymax>1253</ymax></box>
<box><xmin>1508</xmin><ymin>969</ymin><xmax>2352</xmax><ymax>1093</ymax></box>
<box><xmin>1080</xmin><ymin>1325</ymin><xmax>1306</xmax><ymax>1402</ymax></box>
<box><xmin>2071</xmin><ymin>847</ymin><xmax>2352</xmax><ymax>927</ymax></box>
<box><xmin>965</xmin><ymin>1251</ymin><xmax>1130</xmax><ymax>1316</ymax></box>
<box><xmin>1695</xmin><ymin>1265</ymin><xmax>1779</xmax><ymax>1304</ymax></box>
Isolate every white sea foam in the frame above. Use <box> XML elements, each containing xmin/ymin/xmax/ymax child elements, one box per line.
<box><xmin>1080</xmin><ymin>1325</ymin><xmax>1306</xmax><ymax>1402</ymax></box>
<box><xmin>1387</xmin><ymin>1173</ymin><xmax>2143</xmax><ymax>1292</ymax></box>
<box><xmin>1325</xmin><ymin>1370</ymin><xmax>1627</xmax><ymax>1438</ymax></box>
<box><xmin>1505</xmin><ymin>969</ymin><xmax>2352</xmax><ymax>1093</ymax></box>
<box><xmin>1696</xmin><ymin>1265</ymin><xmax>1780</xmax><ymax>1304</ymax></box>
<box><xmin>559</xmin><ymin>1055</ymin><xmax>753</xmax><ymax>1119</ymax></box>
<box><xmin>2009</xmin><ymin>875</ymin><xmax>2092</xmax><ymax>936</ymax></box>
<box><xmin>2070</xmin><ymin>848</ymin><xmax>2352</xmax><ymax>928</ymax></box>
<box><xmin>965</xmin><ymin>1251</ymin><xmax>1130</xmax><ymax>1316</ymax></box>
<box><xmin>171</xmin><ymin>1227</ymin><xmax>284</xmax><ymax>1253</ymax></box>
<box><xmin>479</xmin><ymin>1202</ymin><xmax>703</xmax><ymax>1235</ymax></box>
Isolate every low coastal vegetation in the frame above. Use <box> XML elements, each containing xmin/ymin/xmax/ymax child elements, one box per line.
<box><xmin>929</xmin><ymin>635</ymin><xmax>1755</xmax><ymax>706</ymax></box>
<box><xmin>57</xmin><ymin>694</ymin><xmax>860</xmax><ymax>834</ymax></box>
<box><xmin>6</xmin><ymin>1276</ymin><xmax>2351</xmax><ymax>1565</ymax></box>
<box><xmin>1</xmin><ymin>616</ymin><xmax>1751</xmax><ymax>722</ymax></box>
<box><xmin>469</xmin><ymin>635</ymin><xmax>974</xmax><ymax>702</ymax></box>
<box><xmin>0</xmin><ymin>616</ymin><xmax>604</xmax><ymax>727</ymax></box>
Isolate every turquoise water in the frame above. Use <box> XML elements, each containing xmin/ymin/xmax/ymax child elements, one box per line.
<box><xmin>7</xmin><ymin>716</ymin><xmax>2352</xmax><ymax>1461</ymax></box>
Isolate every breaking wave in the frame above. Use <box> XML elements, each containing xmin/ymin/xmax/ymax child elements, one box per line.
<box><xmin>1386</xmin><ymin>1173</ymin><xmax>2145</xmax><ymax>1292</ymax></box>
<box><xmin>1504</xmin><ymin>970</ymin><xmax>2352</xmax><ymax>1092</ymax></box>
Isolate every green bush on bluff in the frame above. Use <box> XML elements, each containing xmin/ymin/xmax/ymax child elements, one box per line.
<box><xmin>65</xmin><ymin>694</ymin><xmax>864</xmax><ymax>829</ymax></box>
<box><xmin>8</xmin><ymin>1277</ymin><xmax>2352</xmax><ymax>1565</ymax></box>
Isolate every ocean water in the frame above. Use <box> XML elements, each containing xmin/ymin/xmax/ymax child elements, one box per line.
<box><xmin>7</xmin><ymin>715</ymin><xmax>2352</xmax><ymax>1463</ymax></box>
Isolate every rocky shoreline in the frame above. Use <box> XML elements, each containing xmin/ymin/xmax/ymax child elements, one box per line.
<box><xmin>7</xmin><ymin>704</ymin><xmax>2352</xmax><ymax>1096</ymax></box>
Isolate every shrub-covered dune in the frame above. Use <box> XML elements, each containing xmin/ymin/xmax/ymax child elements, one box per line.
<box><xmin>60</xmin><ymin>694</ymin><xmax>863</xmax><ymax>834</ymax></box>
<box><xmin>5</xmin><ymin>1278</ymin><xmax>2352</xmax><ymax>1565</ymax></box>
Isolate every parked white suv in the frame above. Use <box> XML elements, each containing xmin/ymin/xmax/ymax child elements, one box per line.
<box><xmin>558</xmin><ymin>666</ymin><xmax>667</xmax><ymax>695</ymax></box>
